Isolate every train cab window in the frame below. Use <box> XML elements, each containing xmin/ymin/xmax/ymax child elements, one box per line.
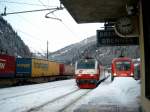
<box><xmin>142</xmin><ymin>1</ymin><xmax>150</xmax><ymax>100</ymax></box>
<box><xmin>77</xmin><ymin>59</ymin><xmax>95</xmax><ymax>69</ymax></box>
<box><xmin>115</xmin><ymin>61</ymin><xmax>131</xmax><ymax>71</ymax></box>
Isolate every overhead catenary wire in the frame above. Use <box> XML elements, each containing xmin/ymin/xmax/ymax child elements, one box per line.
<box><xmin>3</xmin><ymin>6</ymin><xmax>45</xmax><ymax>39</ymax></box>
<box><xmin>1</xmin><ymin>7</ymin><xmax>62</xmax><ymax>16</ymax></box>
<box><xmin>2</xmin><ymin>7</ymin><xmax>43</xmax><ymax>41</ymax></box>
<box><xmin>44</xmin><ymin>1</ymin><xmax>64</xmax><ymax>21</ymax></box>
<box><xmin>1</xmin><ymin>4</ymin><xmax>77</xmax><ymax>40</ymax></box>
<box><xmin>0</xmin><ymin>1</ymin><xmax>89</xmax><ymax>52</ymax></box>
<box><xmin>1</xmin><ymin>0</ymin><xmax>64</xmax><ymax>21</ymax></box>
<box><xmin>38</xmin><ymin>0</ymin><xmax>49</xmax><ymax>8</ymax></box>
<box><xmin>1</xmin><ymin>2</ymin><xmax>88</xmax><ymax>43</ymax></box>
<box><xmin>13</xmin><ymin>28</ymin><xmax>47</xmax><ymax>52</ymax></box>
<box><xmin>59</xmin><ymin>20</ymin><xmax>81</xmax><ymax>38</ymax></box>
<box><xmin>1</xmin><ymin>1</ymin><xmax>64</xmax><ymax>21</ymax></box>
<box><xmin>0</xmin><ymin>1</ymin><xmax>54</xmax><ymax>7</ymax></box>
<box><xmin>15</xmin><ymin>29</ymin><xmax>46</xmax><ymax>44</ymax></box>
<box><xmin>1</xmin><ymin>6</ymin><xmax>57</xmax><ymax>53</ymax></box>
<box><xmin>45</xmin><ymin>7</ymin><xmax>85</xmax><ymax>40</ymax></box>
<box><xmin>45</xmin><ymin>9</ymin><xmax>63</xmax><ymax>21</ymax></box>
<box><xmin>2</xmin><ymin>7</ymin><xmax>54</xmax><ymax>51</ymax></box>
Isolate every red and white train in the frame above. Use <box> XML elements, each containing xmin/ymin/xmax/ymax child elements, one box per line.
<box><xmin>111</xmin><ymin>57</ymin><xmax>134</xmax><ymax>81</ymax></box>
<box><xmin>75</xmin><ymin>58</ymin><xmax>105</xmax><ymax>89</ymax></box>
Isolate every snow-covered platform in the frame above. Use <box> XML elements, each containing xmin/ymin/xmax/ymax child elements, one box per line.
<box><xmin>74</xmin><ymin>104</ymin><xmax>140</xmax><ymax>112</ymax></box>
<box><xmin>0</xmin><ymin>75</ymin><xmax>141</xmax><ymax>112</ymax></box>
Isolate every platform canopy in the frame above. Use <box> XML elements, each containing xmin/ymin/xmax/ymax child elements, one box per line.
<box><xmin>60</xmin><ymin>0</ymin><xmax>138</xmax><ymax>23</ymax></box>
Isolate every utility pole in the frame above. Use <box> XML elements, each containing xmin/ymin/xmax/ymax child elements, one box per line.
<box><xmin>47</xmin><ymin>40</ymin><xmax>49</xmax><ymax>59</ymax></box>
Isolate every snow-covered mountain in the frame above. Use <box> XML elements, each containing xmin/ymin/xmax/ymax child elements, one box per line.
<box><xmin>0</xmin><ymin>17</ymin><xmax>31</xmax><ymax>57</ymax></box>
<box><xmin>49</xmin><ymin>35</ymin><xmax>140</xmax><ymax>66</ymax></box>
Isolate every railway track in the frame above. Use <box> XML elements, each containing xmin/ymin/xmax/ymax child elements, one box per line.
<box><xmin>26</xmin><ymin>89</ymin><xmax>91</xmax><ymax>112</ymax></box>
<box><xmin>0</xmin><ymin>80</ymin><xmax>74</xmax><ymax>94</ymax></box>
<box><xmin>25</xmin><ymin>76</ymin><xmax>108</xmax><ymax>112</ymax></box>
<box><xmin>0</xmin><ymin>81</ymin><xmax>76</xmax><ymax>101</ymax></box>
<box><xmin>26</xmin><ymin>88</ymin><xmax>81</xmax><ymax>112</ymax></box>
<box><xmin>58</xmin><ymin>90</ymin><xmax>91</xmax><ymax>112</ymax></box>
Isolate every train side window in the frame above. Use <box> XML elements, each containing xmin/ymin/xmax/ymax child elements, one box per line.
<box><xmin>142</xmin><ymin>1</ymin><xmax>150</xmax><ymax>100</ymax></box>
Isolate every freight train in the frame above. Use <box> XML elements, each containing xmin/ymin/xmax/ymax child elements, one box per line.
<box><xmin>0</xmin><ymin>54</ymin><xmax>74</xmax><ymax>87</ymax></box>
<box><xmin>111</xmin><ymin>57</ymin><xmax>134</xmax><ymax>81</ymax></box>
<box><xmin>75</xmin><ymin>58</ymin><xmax>105</xmax><ymax>89</ymax></box>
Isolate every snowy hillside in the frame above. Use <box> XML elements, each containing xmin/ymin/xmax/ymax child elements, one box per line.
<box><xmin>0</xmin><ymin>17</ymin><xmax>31</xmax><ymax>57</ymax></box>
<box><xmin>49</xmin><ymin>35</ymin><xmax>140</xmax><ymax>66</ymax></box>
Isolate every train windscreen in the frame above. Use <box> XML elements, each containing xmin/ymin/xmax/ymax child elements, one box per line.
<box><xmin>77</xmin><ymin>59</ymin><xmax>95</xmax><ymax>69</ymax></box>
<box><xmin>115</xmin><ymin>61</ymin><xmax>131</xmax><ymax>71</ymax></box>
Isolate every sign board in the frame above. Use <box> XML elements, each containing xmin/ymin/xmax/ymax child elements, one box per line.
<box><xmin>97</xmin><ymin>30</ymin><xmax>139</xmax><ymax>46</ymax></box>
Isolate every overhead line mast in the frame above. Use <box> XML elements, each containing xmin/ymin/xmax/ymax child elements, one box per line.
<box><xmin>1</xmin><ymin>7</ymin><xmax>63</xmax><ymax>16</ymax></box>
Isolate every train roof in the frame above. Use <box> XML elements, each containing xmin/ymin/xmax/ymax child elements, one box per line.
<box><xmin>112</xmin><ymin>57</ymin><xmax>132</xmax><ymax>62</ymax></box>
<box><xmin>16</xmin><ymin>57</ymin><xmax>61</xmax><ymax>63</ymax></box>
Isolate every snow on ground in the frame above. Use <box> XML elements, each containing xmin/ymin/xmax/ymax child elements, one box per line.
<box><xmin>31</xmin><ymin>89</ymin><xmax>91</xmax><ymax>112</ymax></box>
<box><xmin>0</xmin><ymin>80</ymin><xmax>76</xmax><ymax>100</ymax></box>
<box><xmin>64</xmin><ymin>76</ymin><xmax>141</xmax><ymax>112</ymax></box>
<box><xmin>0</xmin><ymin>73</ymin><xmax>141</xmax><ymax>112</ymax></box>
<box><xmin>0</xmin><ymin>79</ymin><xmax>78</xmax><ymax>112</ymax></box>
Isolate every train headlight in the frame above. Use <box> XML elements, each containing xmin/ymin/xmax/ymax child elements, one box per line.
<box><xmin>90</xmin><ymin>74</ymin><xmax>95</xmax><ymax>76</ymax></box>
<box><xmin>131</xmin><ymin>73</ymin><xmax>134</xmax><ymax>76</ymax></box>
<box><xmin>77</xmin><ymin>74</ymin><xmax>82</xmax><ymax>77</ymax></box>
<box><xmin>113</xmin><ymin>73</ymin><xmax>117</xmax><ymax>76</ymax></box>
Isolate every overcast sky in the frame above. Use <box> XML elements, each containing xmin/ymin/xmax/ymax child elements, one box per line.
<box><xmin>0</xmin><ymin>0</ymin><xmax>103</xmax><ymax>53</ymax></box>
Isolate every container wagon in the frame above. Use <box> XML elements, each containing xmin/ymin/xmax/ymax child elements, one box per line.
<box><xmin>0</xmin><ymin>54</ymin><xmax>16</xmax><ymax>78</ymax></box>
<box><xmin>0</xmin><ymin>54</ymin><xmax>74</xmax><ymax>87</ymax></box>
<box><xmin>16</xmin><ymin>58</ymin><xmax>60</xmax><ymax>83</ymax></box>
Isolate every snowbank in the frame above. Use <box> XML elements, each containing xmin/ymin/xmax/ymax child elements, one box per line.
<box><xmin>72</xmin><ymin>77</ymin><xmax>141</xmax><ymax>112</ymax></box>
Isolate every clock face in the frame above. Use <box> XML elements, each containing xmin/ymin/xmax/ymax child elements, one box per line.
<box><xmin>115</xmin><ymin>17</ymin><xmax>134</xmax><ymax>35</ymax></box>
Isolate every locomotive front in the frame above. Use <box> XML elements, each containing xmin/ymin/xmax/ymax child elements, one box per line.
<box><xmin>111</xmin><ymin>57</ymin><xmax>134</xmax><ymax>81</ymax></box>
<box><xmin>75</xmin><ymin>59</ymin><xmax>100</xmax><ymax>89</ymax></box>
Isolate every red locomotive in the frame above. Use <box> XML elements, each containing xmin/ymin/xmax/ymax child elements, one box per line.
<box><xmin>111</xmin><ymin>57</ymin><xmax>134</xmax><ymax>81</ymax></box>
<box><xmin>75</xmin><ymin>58</ymin><xmax>105</xmax><ymax>89</ymax></box>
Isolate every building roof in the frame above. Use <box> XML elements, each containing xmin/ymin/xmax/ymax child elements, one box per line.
<box><xmin>60</xmin><ymin>0</ymin><xmax>138</xmax><ymax>23</ymax></box>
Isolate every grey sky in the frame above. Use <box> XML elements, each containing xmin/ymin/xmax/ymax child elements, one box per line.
<box><xmin>0</xmin><ymin>0</ymin><xmax>103</xmax><ymax>53</ymax></box>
